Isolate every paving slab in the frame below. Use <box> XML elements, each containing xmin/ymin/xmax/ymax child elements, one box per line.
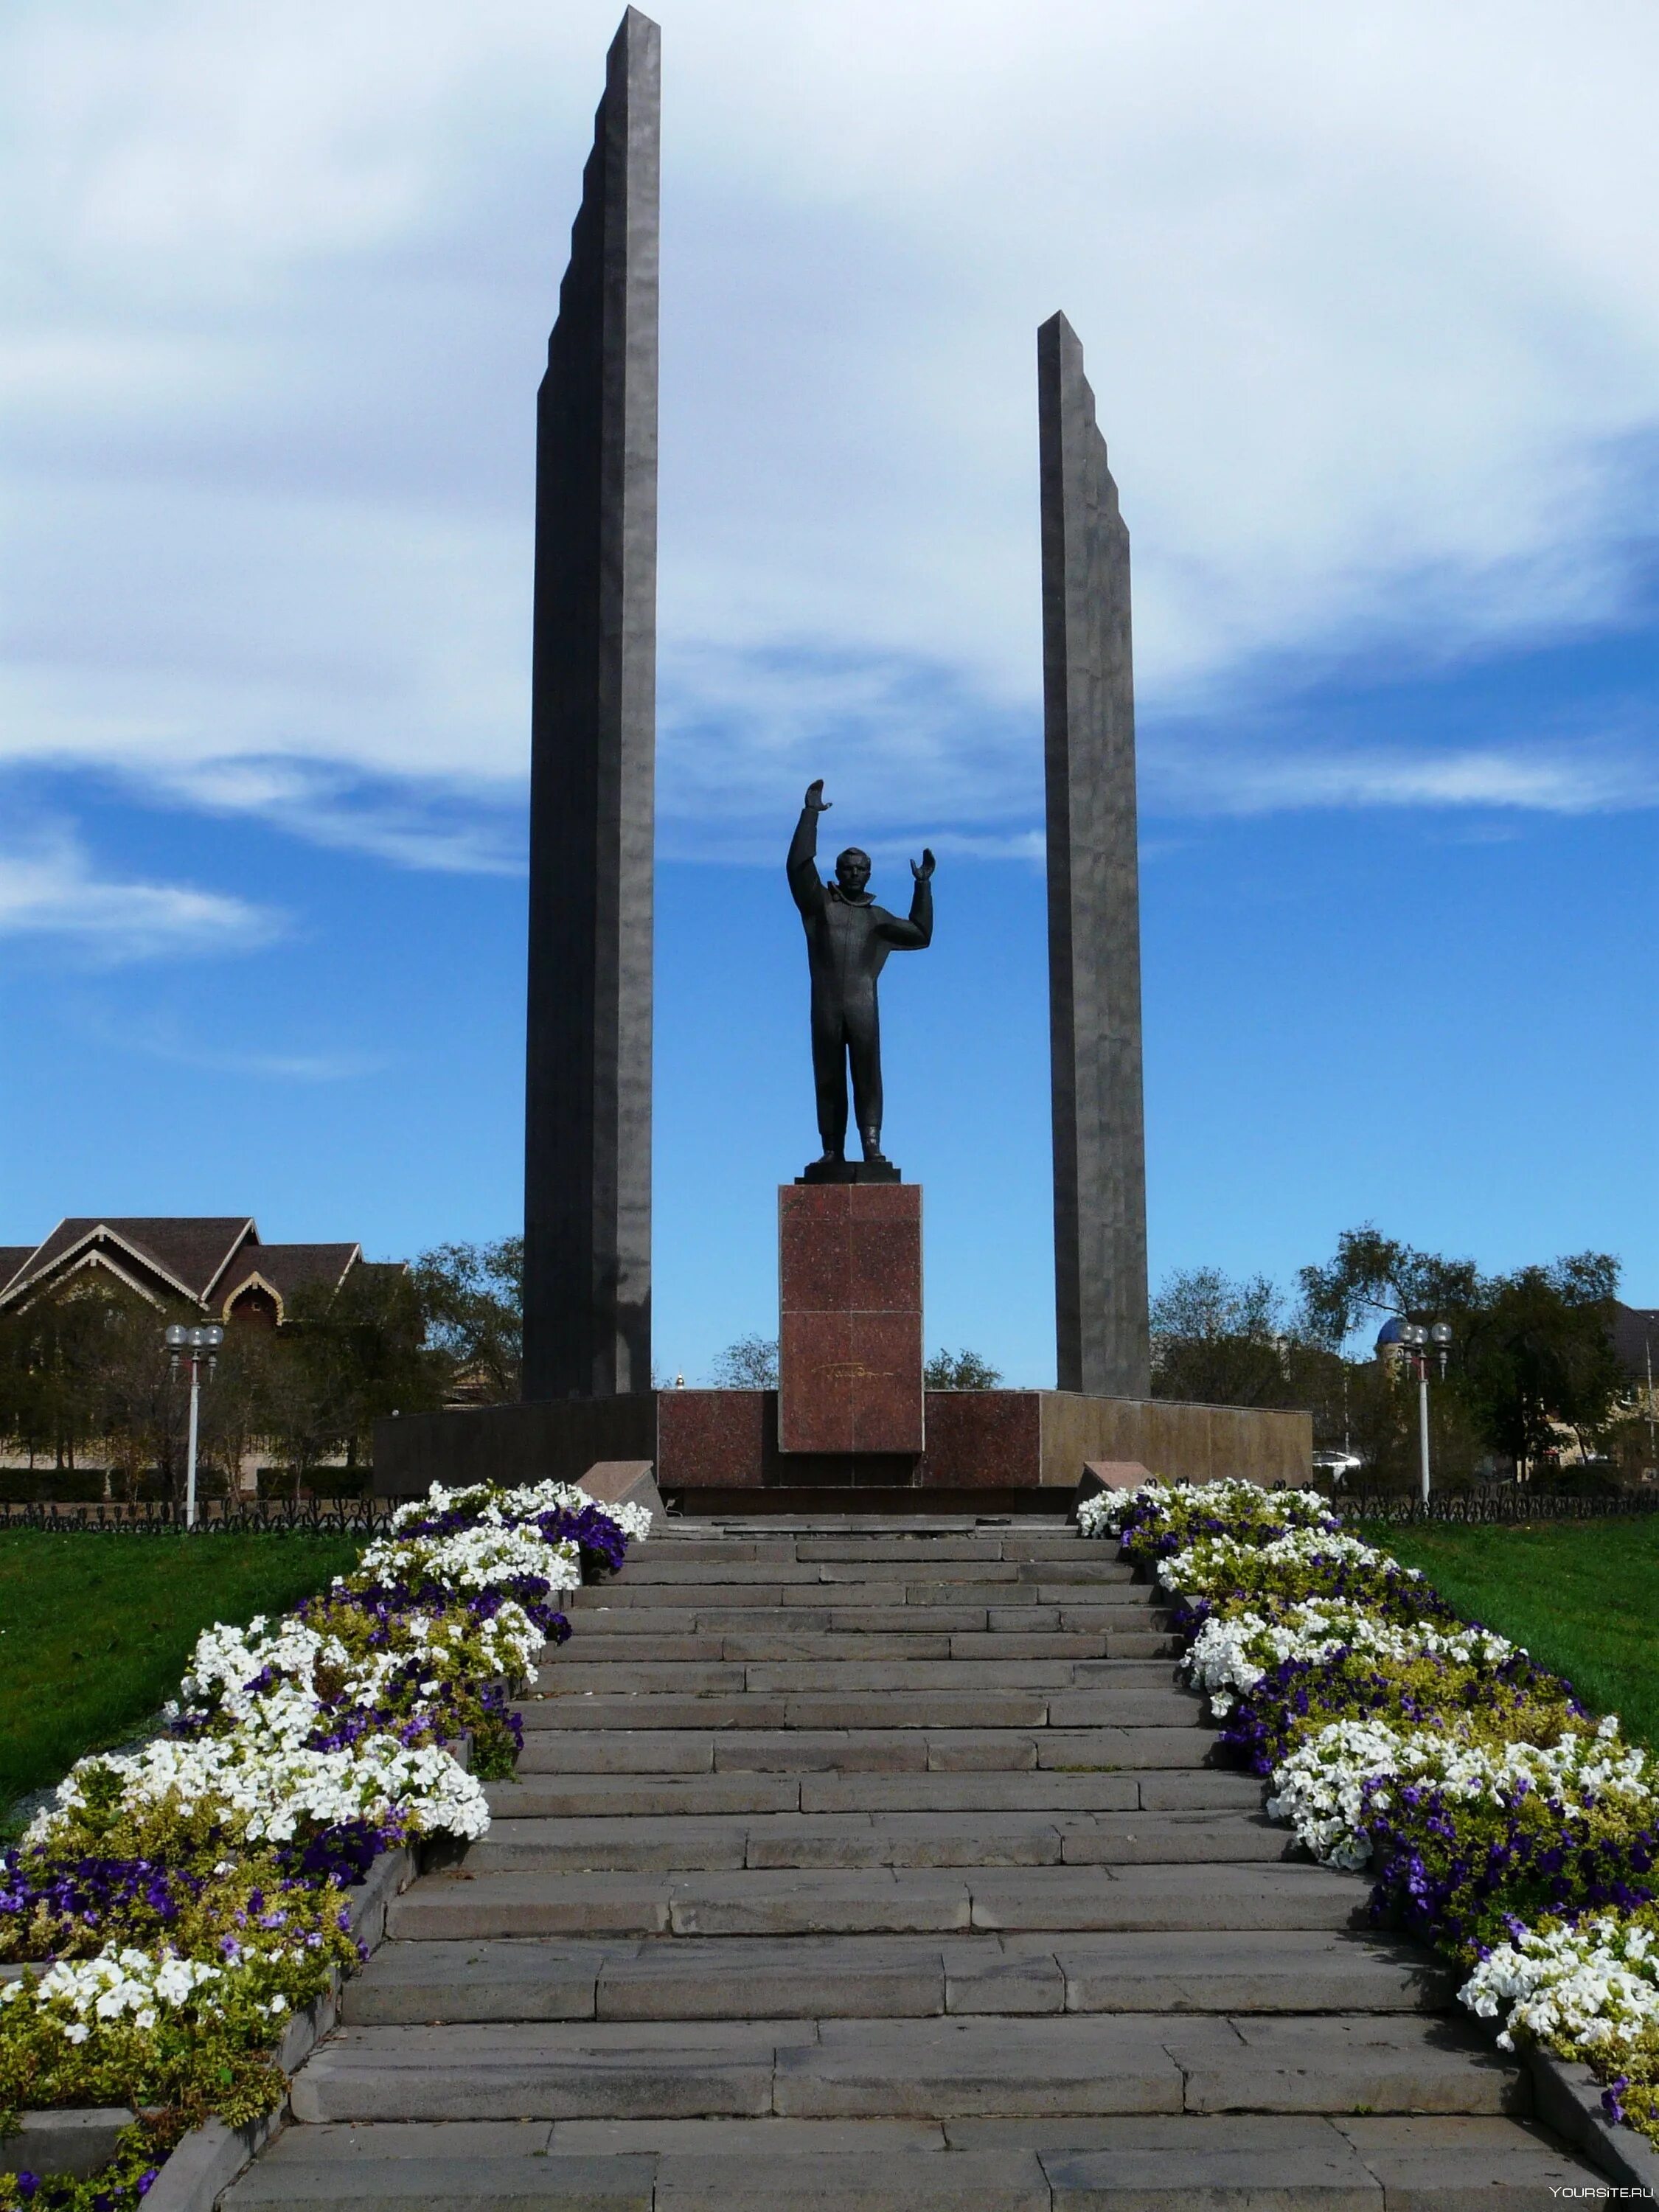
<box><xmin>667</xmin><ymin>1871</ymin><xmax>973</xmax><ymax>1936</ymax></box>
<box><xmin>712</xmin><ymin>1731</ymin><xmax>931</xmax><ymax>1773</ymax></box>
<box><xmin>293</xmin><ymin>2021</ymin><xmax>807</xmax><ymax>2122</ymax></box>
<box><xmin>745</xmin><ymin>1811</ymin><xmax>1062</xmax><ymax>1869</ymax></box>
<box><xmin>488</xmin><ymin>1775</ymin><xmax>802</xmax><ymax>1819</ymax></box>
<box><xmin>464</xmin><ymin>1818</ymin><xmax>752</xmax><ymax>1874</ymax></box>
<box><xmin>1037</xmin><ymin>1728</ymin><xmax>1213</xmax><ymax>1767</ymax></box>
<box><xmin>942</xmin><ymin>1950</ymin><xmax>1068</xmax><ymax>2014</ymax></box>
<box><xmin>653</xmin><ymin>2147</ymin><xmax>1049</xmax><ymax>2211</ymax></box>
<box><xmin>969</xmin><ymin>1865</ymin><xmax>1369</xmax><ymax>1933</ymax></box>
<box><xmin>947</xmin><ymin>1632</ymin><xmax>1112</xmax><ymax>1658</ymax></box>
<box><xmin>554</xmin><ymin>1638</ymin><xmax>727</xmax><ymax>1664</ymax></box>
<box><xmin>537</xmin><ymin>1663</ymin><xmax>751</xmax><ymax>1695</ymax></box>
<box><xmin>822</xmin><ymin>1607</ymin><xmax>990</xmax><ymax>1633</ymax></box>
<box><xmin>720</xmin><ymin>1633</ymin><xmax>959</xmax><ymax>1660</ymax></box>
<box><xmin>773</xmin><ymin>2014</ymin><xmax>1183</xmax><ymax>2115</ymax></box>
<box><xmin>815</xmin><ymin>1560</ymin><xmax>1025</xmax><ymax>1583</ymax></box>
<box><xmin>1049</xmin><ymin>1930</ymin><xmax>1453</xmax><ymax>2014</ymax></box>
<box><xmin>745</xmin><ymin>1660</ymin><xmax>1087</xmax><ymax>1692</ymax></box>
<box><xmin>389</xmin><ymin>1874</ymin><xmax>672</xmax><ymax>1940</ymax></box>
<box><xmin>344</xmin><ymin>1939</ymin><xmax>608</xmax><ymax>2023</ymax></box>
<box><xmin>1057</xmin><ymin>1811</ymin><xmax>1291</xmax><ymax>1865</ymax></box>
<box><xmin>793</xmin><ymin>1539</ymin><xmax>1008</xmax><ymax>1561</ymax></box>
<box><xmin>1035</xmin><ymin>2114</ymin><xmax>1381</xmax><ymax>2208</ymax></box>
<box><xmin>596</xmin><ymin>1937</ymin><xmax>946</xmax><ymax>2020</ymax></box>
<box><xmin>779</xmin><ymin>1693</ymin><xmax>1057</xmax><ymax>1730</ymax></box>
<box><xmin>515</xmin><ymin>1733</ymin><xmax>715</xmax><ymax>1775</ymax></box>
<box><xmin>1135</xmin><ymin>1769</ymin><xmax>1264</xmax><ymax>1809</ymax></box>
<box><xmin>551</xmin><ymin>2118</ymin><xmax>945</xmax><ymax>2150</ymax></box>
<box><xmin>224</xmin><ymin>2152</ymin><xmax>656</xmax><ymax>2208</ymax></box>
<box><xmin>619</xmin><ymin>1560</ymin><xmax>825</xmax><ymax>1584</ymax></box>
<box><xmin>799</xmin><ymin>1771</ymin><xmax>1141</xmax><ymax>1813</ymax></box>
<box><xmin>1046</xmin><ymin>1692</ymin><xmax>1203</xmax><ymax>1728</ymax></box>
<box><xmin>518</xmin><ymin>1697</ymin><xmax>792</xmax><ymax>1731</ymax></box>
<box><xmin>568</xmin><ymin>1585</ymin><xmax>792</xmax><ymax>1609</ymax></box>
<box><xmin>257</xmin><ymin>2122</ymin><xmax>558</xmax><ymax>2157</ymax></box>
<box><xmin>1164</xmin><ymin>2014</ymin><xmax>1527</xmax><ymax>2115</ymax></box>
<box><xmin>1333</xmin><ymin>2115</ymin><xmax>1607</xmax><ymax>2207</ymax></box>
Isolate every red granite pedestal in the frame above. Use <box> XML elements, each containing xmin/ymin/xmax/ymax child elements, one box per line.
<box><xmin>777</xmin><ymin>1183</ymin><xmax>924</xmax><ymax>1455</ymax></box>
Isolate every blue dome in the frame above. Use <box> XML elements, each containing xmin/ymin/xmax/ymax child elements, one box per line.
<box><xmin>1374</xmin><ymin>1317</ymin><xmax>1405</xmax><ymax>1349</ymax></box>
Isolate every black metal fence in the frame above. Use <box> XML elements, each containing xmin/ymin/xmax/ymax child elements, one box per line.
<box><xmin>0</xmin><ymin>1499</ymin><xmax>394</xmax><ymax>1536</ymax></box>
<box><xmin>1343</xmin><ymin>1486</ymin><xmax>1659</xmax><ymax>1527</ymax></box>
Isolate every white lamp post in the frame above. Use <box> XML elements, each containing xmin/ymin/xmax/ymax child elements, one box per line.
<box><xmin>166</xmin><ymin>1323</ymin><xmax>225</xmax><ymax>1528</ymax></box>
<box><xmin>1397</xmin><ymin>1321</ymin><xmax>1453</xmax><ymax>1503</ymax></box>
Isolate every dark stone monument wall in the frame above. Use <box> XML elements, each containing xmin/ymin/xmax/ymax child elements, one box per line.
<box><xmin>523</xmin><ymin>10</ymin><xmax>661</xmax><ymax>1402</ymax></box>
<box><xmin>1038</xmin><ymin>311</ymin><xmax>1151</xmax><ymax>1401</ymax></box>
<box><xmin>373</xmin><ymin>1391</ymin><xmax>1312</xmax><ymax>1502</ymax></box>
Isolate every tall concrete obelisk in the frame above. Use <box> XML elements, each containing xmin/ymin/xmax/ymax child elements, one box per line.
<box><xmin>1037</xmin><ymin>311</ymin><xmax>1151</xmax><ymax>1399</ymax></box>
<box><xmin>523</xmin><ymin>10</ymin><xmax>660</xmax><ymax>1402</ymax></box>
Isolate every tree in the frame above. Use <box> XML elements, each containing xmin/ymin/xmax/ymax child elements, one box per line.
<box><xmin>93</xmin><ymin>1293</ymin><xmax>191</xmax><ymax>1500</ymax></box>
<box><xmin>0</xmin><ymin>1284</ymin><xmax>119</xmax><ymax>1474</ymax></box>
<box><xmin>1297</xmin><ymin>1227</ymin><xmax>1481</xmax><ymax>1352</ymax></box>
<box><xmin>1299</xmin><ymin>1226</ymin><xmax>1624</xmax><ymax>1484</ymax></box>
<box><xmin>276</xmin><ymin>1264</ymin><xmax>438</xmax><ymax>1493</ymax></box>
<box><xmin>924</xmin><ymin>1349</ymin><xmax>1003</xmax><ymax>1389</ymax></box>
<box><xmin>711</xmin><ymin>1335</ymin><xmax>779</xmax><ymax>1389</ymax></box>
<box><xmin>1459</xmin><ymin>1257</ymin><xmax>1623</xmax><ymax>1477</ymax></box>
<box><xmin>1149</xmin><ymin>1268</ymin><xmax>1295</xmax><ymax>1408</ymax></box>
<box><xmin>412</xmin><ymin>1238</ymin><xmax>523</xmax><ymax>1405</ymax></box>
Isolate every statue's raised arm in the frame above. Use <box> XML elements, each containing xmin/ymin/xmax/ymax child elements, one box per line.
<box><xmin>787</xmin><ymin>778</ymin><xmax>832</xmax><ymax>917</ymax></box>
<box><xmin>878</xmin><ymin>848</ymin><xmax>935</xmax><ymax>950</ymax></box>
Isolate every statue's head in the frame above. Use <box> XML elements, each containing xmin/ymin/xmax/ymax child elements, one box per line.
<box><xmin>834</xmin><ymin>847</ymin><xmax>872</xmax><ymax>897</ymax></box>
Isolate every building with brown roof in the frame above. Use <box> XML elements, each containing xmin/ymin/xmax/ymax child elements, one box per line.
<box><xmin>0</xmin><ymin>1219</ymin><xmax>398</xmax><ymax>1328</ymax></box>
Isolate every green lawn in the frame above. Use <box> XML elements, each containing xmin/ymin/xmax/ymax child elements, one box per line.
<box><xmin>1361</xmin><ymin>1516</ymin><xmax>1659</xmax><ymax>1751</ymax></box>
<box><xmin>0</xmin><ymin>1531</ymin><xmax>364</xmax><ymax>1829</ymax></box>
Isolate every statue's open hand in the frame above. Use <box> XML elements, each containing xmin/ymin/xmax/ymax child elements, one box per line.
<box><xmin>911</xmin><ymin>848</ymin><xmax>936</xmax><ymax>881</ymax></box>
<box><xmin>804</xmin><ymin>779</ymin><xmax>832</xmax><ymax>812</ymax></box>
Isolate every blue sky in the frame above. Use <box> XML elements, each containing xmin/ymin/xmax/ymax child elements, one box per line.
<box><xmin>1</xmin><ymin>1</ymin><xmax>1655</xmax><ymax>1384</ymax></box>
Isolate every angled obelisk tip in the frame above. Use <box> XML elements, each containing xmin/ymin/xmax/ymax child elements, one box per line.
<box><xmin>1038</xmin><ymin>312</ymin><xmax>1150</xmax><ymax>1400</ymax></box>
<box><xmin>523</xmin><ymin>11</ymin><xmax>661</xmax><ymax>1402</ymax></box>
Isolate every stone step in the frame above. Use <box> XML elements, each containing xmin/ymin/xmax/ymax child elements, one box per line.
<box><xmin>223</xmin><ymin>2113</ymin><xmax>1602</xmax><ymax>2210</ymax></box>
<box><xmin>557</xmin><ymin>1596</ymin><xmax>1165</xmax><ymax>1639</ymax></box>
<box><xmin>287</xmin><ymin>2012</ymin><xmax>1526</xmax><ymax>2124</ymax></box>
<box><xmin>529</xmin><ymin>1659</ymin><xmax>1181</xmax><ymax>1697</ymax></box>
<box><xmin>248</xmin><ymin>1514</ymin><xmax>1603</xmax><ymax>2212</ymax></box>
<box><xmin>550</xmin><ymin>1630</ymin><xmax>1175</xmax><ymax>1663</ymax></box>
<box><xmin>483</xmin><ymin>1768</ymin><xmax>1261</xmax><ymax>1818</ymax></box>
<box><xmin>341</xmin><ymin>1930</ymin><xmax>1454</xmax><ymax>2026</ymax></box>
<box><xmin>790</xmin><ymin>1537</ymin><xmax>1091</xmax><ymax>1561</ymax></box>
<box><xmin>570</xmin><ymin>1579</ymin><xmax>1132</xmax><ymax>1611</ymax></box>
<box><xmin>387</xmin><ymin>1864</ymin><xmax>1370</xmax><ymax>1941</ymax></box>
<box><xmin>515</xmin><ymin>1725</ymin><xmax>1216</xmax><ymax>1774</ymax></box>
<box><xmin>606</xmin><ymin>1557</ymin><xmax>1131</xmax><ymax>1588</ymax></box>
<box><xmin>515</xmin><ymin>1691</ymin><xmax>1201</xmax><ymax>1732</ymax></box>
<box><xmin>460</xmin><ymin>1809</ymin><xmax>1290</xmax><ymax>1874</ymax></box>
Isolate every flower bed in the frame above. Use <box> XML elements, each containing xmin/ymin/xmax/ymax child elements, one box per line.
<box><xmin>0</xmin><ymin>1478</ymin><xmax>650</xmax><ymax>2208</ymax></box>
<box><xmin>1080</xmin><ymin>1475</ymin><xmax>1659</xmax><ymax>2147</ymax></box>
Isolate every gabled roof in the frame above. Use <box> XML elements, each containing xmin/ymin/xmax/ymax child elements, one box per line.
<box><xmin>0</xmin><ymin>1248</ymin><xmax>33</xmax><ymax>1298</ymax></box>
<box><xmin>218</xmin><ymin>1243</ymin><xmax>361</xmax><ymax>1321</ymax></box>
<box><xmin>0</xmin><ymin>1218</ymin><xmax>257</xmax><ymax>1310</ymax></box>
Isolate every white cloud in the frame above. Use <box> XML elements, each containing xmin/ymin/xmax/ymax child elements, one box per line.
<box><xmin>4</xmin><ymin>0</ymin><xmax>1659</xmax><ymax>842</ymax></box>
<box><xmin>0</xmin><ymin>827</ymin><xmax>280</xmax><ymax>961</ymax></box>
<box><xmin>1148</xmin><ymin>737</ymin><xmax>1656</xmax><ymax>817</ymax></box>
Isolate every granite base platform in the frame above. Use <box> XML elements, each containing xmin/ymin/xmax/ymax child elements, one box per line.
<box><xmin>372</xmin><ymin>1388</ymin><xmax>1311</xmax><ymax>1505</ymax></box>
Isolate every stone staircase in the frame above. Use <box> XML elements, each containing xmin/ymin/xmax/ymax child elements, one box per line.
<box><xmin>226</xmin><ymin>1515</ymin><xmax>1604</xmax><ymax>2208</ymax></box>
